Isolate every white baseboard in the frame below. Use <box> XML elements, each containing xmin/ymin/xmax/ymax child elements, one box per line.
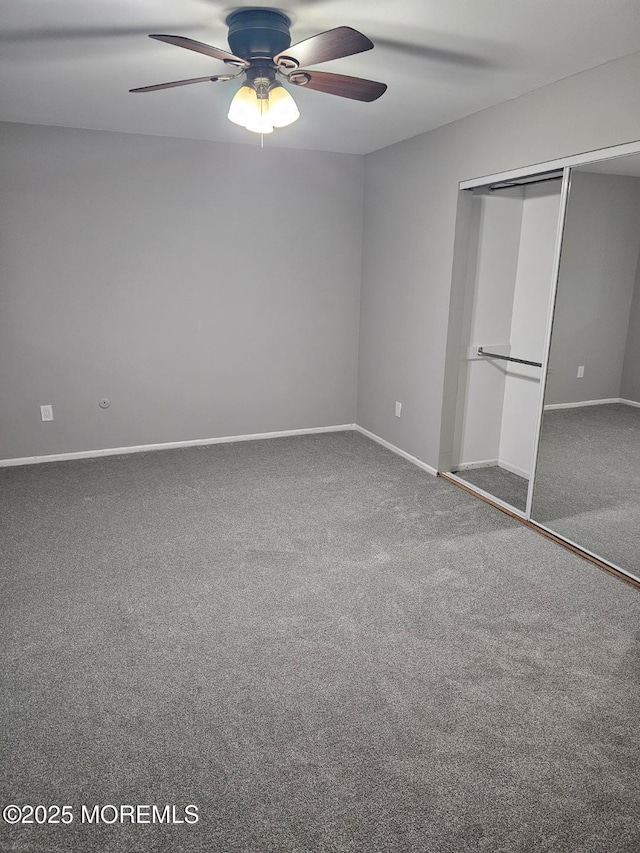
<box><xmin>1</xmin><ymin>423</ymin><xmax>440</xmax><ymax>478</ymax></box>
<box><xmin>0</xmin><ymin>424</ymin><xmax>356</xmax><ymax>468</ymax></box>
<box><xmin>544</xmin><ymin>397</ymin><xmax>638</xmax><ymax>411</ymax></box>
<box><xmin>497</xmin><ymin>459</ymin><xmax>530</xmax><ymax>479</ymax></box>
<box><xmin>453</xmin><ymin>459</ymin><xmax>498</xmax><ymax>471</ymax></box>
<box><xmin>453</xmin><ymin>458</ymin><xmax>529</xmax><ymax>479</ymax></box>
<box><xmin>353</xmin><ymin>425</ymin><xmax>438</xmax><ymax>476</ymax></box>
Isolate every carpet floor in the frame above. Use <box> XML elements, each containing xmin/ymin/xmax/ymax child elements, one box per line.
<box><xmin>1</xmin><ymin>431</ymin><xmax>639</xmax><ymax>852</ymax></box>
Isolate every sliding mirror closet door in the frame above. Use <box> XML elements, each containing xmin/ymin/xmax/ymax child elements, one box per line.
<box><xmin>531</xmin><ymin>155</ymin><xmax>640</xmax><ymax>577</ymax></box>
<box><xmin>448</xmin><ymin>178</ymin><xmax>562</xmax><ymax>512</ymax></box>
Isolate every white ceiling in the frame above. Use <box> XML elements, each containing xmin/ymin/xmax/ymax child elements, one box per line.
<box><xmin>3</xmin><ymin>0</ymin><xmax>640</xmax><ymax>155</ymax></box>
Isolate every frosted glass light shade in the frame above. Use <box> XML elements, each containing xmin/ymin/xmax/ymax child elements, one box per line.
<box><xmin>228</xmin><ymin>84</ymin><xmax>260</xmax><ymax>127</ymax></box>
<box><xmin>228</xmin><ymin>84</ymin><xmax>273</xmax><ymax>133</ymax></box>
<box><xmin>268</xmin><ymin>84</ymin><xmax>300</xmax><ymax>128</ymax></box>
<box><xmin>245</xmin><ymin>97</ymin><xmax>274</xmax><ymax>134</ymax></box>
<box><xmin>227</xmin><ymin>81</ymin><xmax>299</xmax><ymax>134</ymax></box>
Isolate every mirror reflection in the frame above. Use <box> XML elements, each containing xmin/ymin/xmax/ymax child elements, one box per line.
<box><xmin>531</xmin><ymin>154</ymin><xmax>640</xmax><ymax>574</ymax></box>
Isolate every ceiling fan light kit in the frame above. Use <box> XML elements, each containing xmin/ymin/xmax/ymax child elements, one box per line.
<box><xmin>130</xmin><ymin>7</ymin><xmax>387</xmax><ymax>138</ymax></box>
<box><xmin>264</xmin><ymin>82</ymin><xmax>300</xmax><ymax>127</ymax></box>
<box><xmin>227</xmin><ymin>81</ymin><xmax>299</xmax><ymax>133</ymax></box>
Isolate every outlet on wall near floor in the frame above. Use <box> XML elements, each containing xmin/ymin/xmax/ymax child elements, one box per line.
<box><xmin>40</xmin><ymin>404</ymin><xmax>53</xmax><ymax>421</ymax></box>
<box><xmin>395</xmin><ymin>401</ymin><xmax>402</xmax><ymax>418</ymax></box>
<box><xmin>577</xmin><ymin>365</ymin><xmax>585</xmax><ymax>378</ymax></box>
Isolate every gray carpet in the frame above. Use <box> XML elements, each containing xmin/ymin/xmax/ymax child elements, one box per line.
<box><xmin>453</xmin><ymin>466</ymin><xmax>529</xmax><ymax>512</ymax></box>
<box><xmin>532</xmin><ymin>404</ymin><xmax>640</xmax><ymax>574</ymax></box>
<box><xmin>1</xmin><ymin>431</ymin><xmax>639</xmax><ymax>853</ymax></box>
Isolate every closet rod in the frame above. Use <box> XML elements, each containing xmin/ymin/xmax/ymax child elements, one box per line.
<box><xmin>477</xmin><ymin>347</ymin><xmax>542</xmax><ymax>368</ymax></box>
<box><xmin>489</xmin><ymin>172</ymin><xmax>563</xmax><ymax>191</ymax></box>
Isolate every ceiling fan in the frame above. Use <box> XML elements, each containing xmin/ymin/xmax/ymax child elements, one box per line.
<box><xmin>130</xmin><ymin>7</ymin><xmax>387</xmax><ymax>135</ymax></box>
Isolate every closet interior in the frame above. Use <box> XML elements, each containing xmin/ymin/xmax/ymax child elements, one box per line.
<box><xmin>449</xmin><ymin>175</ymin><xmax>563</xmax><ymax>512</ymax></box>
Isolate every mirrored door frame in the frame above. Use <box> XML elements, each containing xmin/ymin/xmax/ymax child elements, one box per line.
<box><xmin>440</xmin><ymin>138</ymin><xmax>640</xmax><ymax>588</ymax></box>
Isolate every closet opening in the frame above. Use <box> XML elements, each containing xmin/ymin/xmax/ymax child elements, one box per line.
<box><xmin>442</xmin><ymin>174</ymin><xmax>564</xmax><ymax>513</ymax></box>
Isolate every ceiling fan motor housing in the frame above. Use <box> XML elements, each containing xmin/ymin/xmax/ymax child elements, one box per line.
<box><xmin>226</xmin><ymin>9</ymin><xmax>292</xmax><ymax>61</ymax></box>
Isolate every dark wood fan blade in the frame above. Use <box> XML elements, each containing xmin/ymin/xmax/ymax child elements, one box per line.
<box><xmin>130</xmin><ymin>75</ymin><xmax>232</xmax><ymax>93</ymax></box>
<box><xmin>288</xmin><ymin>70</ymin><xmax>386</xmax><ymax>102</ymax></box>
<box><xmin>274</xmin><ymin>27</ymin><xmax>372</xmax><ymax>69</ymax></box>
<box><xmin>149</xmin><ymin>34</ymin><xmax>249</xmax><ymax>67</ymax></box>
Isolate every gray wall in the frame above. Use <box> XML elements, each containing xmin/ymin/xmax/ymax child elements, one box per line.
<box><xmin>5</xmin><ymin>50</ymin><xmax>640</xmax><ymax>464</ymax></box>
<box><xmin>545</xmin><ymin>172</ymin><xmax>640</xmax><ymax>406</ymax></box>
<box><xmin>358</xmin><ymin>50</ymin><xmax>640</xmax><ymax>469</ymax></box>
<box><xmin>621</xmin><ymin>256</ymin><xmax>640</xmax><ymax>402</ymax></box>
<box><xmin>0</xmin><ymin>123</ymin><xmax>364</xmax><ymax>459</ymax></box>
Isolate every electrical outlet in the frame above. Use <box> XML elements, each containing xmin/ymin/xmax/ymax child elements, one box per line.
<box><xmin>395</xmin><ymin>401</ymin><xmax>402</xmax><ymax>418</ymax></box>
<box><xmin>40</xmin><ymin>404</ymin><xmax>53</xmax><ymax>421</ymax></box>
<box><xmin>577</xmin><ymin>365</ymin><xmax>584</xmax><ymax>378</ymax></box>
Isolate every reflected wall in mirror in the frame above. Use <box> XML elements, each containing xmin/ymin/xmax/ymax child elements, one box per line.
<box><xmin>532</xmin><ymin>155</ymin><xmax>640</xmax><ymax>575</ymax></box>
<box><xmin>449</xmin><ymin>179</ymin><xmax>562</xmax><ymax>511</ymax></box>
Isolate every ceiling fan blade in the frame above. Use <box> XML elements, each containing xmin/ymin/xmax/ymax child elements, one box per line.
<box><xmin>288</xmin><ymin>70</ymin><xmax>386</xmax><ymax>102</ymax></box>
<box><xmin>149</xmin><ymin>34</ymin><xmax>249</xmax><ymax>67</ymax></box>
<box><xmin>274</xmin><ymin>27</ymin><xmax>372</xmax><ymax>69</ymax></box>
<box><xmin>130</xmin><ymin>75</ymin><xmax>233</xmax><ymax>93</ymax></box>
<box><xmin>373</xmin><ymin>37</ymin><xmax>491</xmax><ymax>69</ymax></box>
<box><xmin>0</xmin><ymin>26</ymin><xmax>174</xmax><ymax>42</ymax></box>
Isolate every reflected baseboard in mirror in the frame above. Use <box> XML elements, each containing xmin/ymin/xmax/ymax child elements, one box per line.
<box><xmin>531</xmin><ymin>403</ymin><xmax>640</xmax><ymax>575</ymax></box>
<box><xmin>452</xmin><ymin>465</ymin><xmax>528</xmax><ymax>512</ymax></box>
